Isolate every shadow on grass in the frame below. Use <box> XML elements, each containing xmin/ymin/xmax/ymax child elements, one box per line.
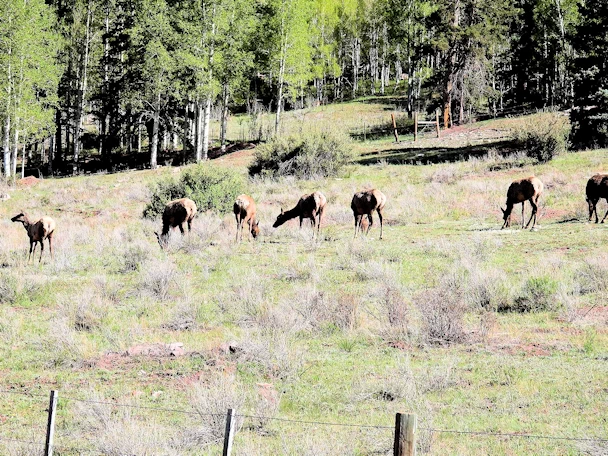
<box><xmin>356</xmin><ymin>139</ymin><xmax>520</xmax><ymax>165</ymax></box>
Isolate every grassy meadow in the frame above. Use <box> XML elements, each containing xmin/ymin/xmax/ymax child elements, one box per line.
<box><xmin>0</xmin><ymin>103</ymin><xmax>607</xmax><ymax>455</ymax></box>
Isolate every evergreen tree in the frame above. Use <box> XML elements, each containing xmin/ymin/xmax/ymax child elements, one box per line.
<box><xmin>571</xmin><ymin>0</ymin><xmax>608</xmax><ymax>148</ymax></box>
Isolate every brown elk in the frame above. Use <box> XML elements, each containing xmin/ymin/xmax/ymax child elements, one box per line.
<box><xmin>586</xmin><ymin>174</ymin><xmax>608</xmax><ymax>223</ymax></box>
<box><xmin>233</xmin><ymin>194</ymin><xmax>260</xmax><ymax>242</ymax></box>
<box><xmin>501</xmin><ymin>176</ymin><xmax>543</xmax><ymax>229</ymax></box>
<box><xmin>351</xmin><ymin>189</ymin><xmax>386</xmax><ymax>239</ymax></box>
<box><xmin>11</xmin><ymin>212</ymin><xmax>56</xmax><ymax>263</ymax></box>
<box><xmin>154</xmin><ymin>198</ymin><xmax>197</xmax><ymax>249</ymax></box>
<box><xmin>273</xmin><ymin>191</ymin><xmax>327</xmax><ymax>238</ymax></box>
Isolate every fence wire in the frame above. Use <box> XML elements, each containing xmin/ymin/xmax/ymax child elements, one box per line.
<box><xmin>1</xmin><ymin>387</ymin><xmax>607</xmax><ymax>453</ymax></box>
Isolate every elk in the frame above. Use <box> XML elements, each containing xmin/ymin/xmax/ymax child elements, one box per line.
<box><xmin>501</xmin><ymin>176</ymin><xmax>543</xmax><ymax>229</ymax></box>
<box><xmin>154</xmin><ymin>198</ymin><xmax>197</xmax><ymax>249</ymax></box>
<box><xmin>351</xmin><ymin>189</ymin><xmax>387</xmax><ymax>239</ymax></box>
<box><xmin>273</xmin><ymin>191</ymin><xmax>327</xmax><ymax>238</ymax></box>
<box><xmin>11</xmin><ymin>212</ymin><xmax>56</xmax><ymax>263</ymax></box>
<box><xmin>233</xmin><ymin>194</ymin><xmax>260</xmax><ymax>242</ymax></box>
<box><xmin>586</xmin><ymin>174</ymin><xmax>608</xmax><ymax>223</ymax></box>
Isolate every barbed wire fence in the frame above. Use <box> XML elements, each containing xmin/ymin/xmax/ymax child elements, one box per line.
<box><xmin>0</xmin><ymin>388</ymin><xmax>607</xmax><ymax>455</ymax></box>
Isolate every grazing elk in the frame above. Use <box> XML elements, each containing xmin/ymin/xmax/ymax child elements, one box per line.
<box><xmin>233</xmin><ymin>194</ymin><xmax>260</xmax><ymax>242</ymax></box>
<box><xmin>586</xmin><ymin>174</ymin><xmax>608</xmax><ymax>223</ymax></box>
<box><xmin>273</xmin><ymin>191</ymin><xmax>327</xmax><ymax>238</ymax></box>
<box><xmin>501</xmin><ymin>176</ymin><xmax>544</xmax><ymax>229</ymax></box>
<box><xmin>154</xmin><ymin>198</ymin><xmax>197</xmax><ymax>249</ymax></box>
<box><xmin>351</xmin><ymin>189</ymin><xmax>386</xmax><ymax>239</ymax></box>
<box><xmin>11</xmin><ymin>212</ymin><xmax>56</xmax><ymax>263</ymax></box>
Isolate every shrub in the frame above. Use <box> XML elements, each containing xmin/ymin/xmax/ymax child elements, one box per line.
<box><xmin>513</xmin><ymin>112</ymin><xmax>571</xmax><ymax>163</ymax></box>
<box><xmin>248</xmin><ymin>132</ymin><xmax>352</xmax><ymax>178</ymax></box>
<box><xmin>143</xmin><ymin>163</ymin><xmax>243</xmax><ymax>218</ymax></box>
<box><xmin>181</xmin><ymin>375</ymin><xmax>245</xmax><ymax>448</ymax></box>
<box><xmin>575</xmin><ymin>257</ymin><xmax>608</xmax><ymax>295</ymax></box>
<box><xmin>414</xmin><ymin>273</ymin><xmax>468</xmax><ymax>344</ymax></box>
<box><xmin>509</xmin><ymin>275</ymin><xmax>559</xmax><ymax>312</ymax></box>
<box><xmin>0</xmin><ymin>271</ymin><xmax>19</xmax><ymax>305</ymax></box>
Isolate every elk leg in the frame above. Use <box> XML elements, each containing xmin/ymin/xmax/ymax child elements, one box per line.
<box><xmin>521</xmin><ymin>202</ymin><xmax>525</xmax><ymax>229</ymax></box>
<box><xmin>600</xmin><ymin>205</ymin><xmax>608</xmax><ymax>223</ymax></box>
<box><xmin>378</xmin><ymin>209</ymin><xmax>384</xmax><ymax>240</ymax></box>
<box><xmin>247</xmin><ymin>219</ymin><xmax>253</xmax><ymax>240</ymax></box>
<box><xmin>187</xmin><ymin>218</ymin><xmax>192</xmax><ymax>232</ymax></box>
<box><xmin>354</xmin><ymin>214</ymin><xmax>362</xmax><ymax>238</ymax></box>
<box><xmin>366</xmin><ymin>214</ymin><xmax>373</xmax><ymax>234</ymax></box>
<box><xmin>48</xmin><ymin>236</ymin><xmax>54</xmax><ymax>260</ymax></box>
<box><xmin>39</xmin><ymin>239</ymin><xmax>44</xmax><ymax>263</ymax></box>
<box><xmin>526</xmin><ymin>199</ymin><xmax>538</xmax><ymax>229</ymax></box>
<box><xmin>179</xmin><ymin>223</ymin><xmax>185</xmax><ymax>235</ymax></box>
<box><xmin>588</xmin><ymin>199</ymin><xmax>597</xmax><ymax>222</ymax></box>
<box><xmin>299</xmin><ymin>217</ymin><xmax>303</xmax><ymax>229</ymax></box>
<box><xmin>317</xmin><ymin>210</ymin><xmax>322</xmax><ymax>238</ymax></box>
<box><xmin>235</xmin><ymin>215</ymin><xmax>240</xmax><ymax>242</ymax></box>
<box><xmin>28</xmin><ymin>240</ymin><xmax>34</xmax><ymax>262</ymax></box>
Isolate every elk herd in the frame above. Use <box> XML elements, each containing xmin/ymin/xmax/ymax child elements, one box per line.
<box><xmin>7</xmin><ymin>173</ymin><xmax>608</xmax><ymax>259</ymax></box>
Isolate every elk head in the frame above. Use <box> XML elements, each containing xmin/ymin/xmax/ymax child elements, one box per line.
<box><xmin>272</xmin><ymin>208</ymin><xmax>287</xmax><ymax>228</ymax></box>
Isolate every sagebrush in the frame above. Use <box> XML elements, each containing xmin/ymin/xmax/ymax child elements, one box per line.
<box><xmin>248</xmin><ymin>132</ymin><xmax>352</xmax><ymax>178</ymax></box>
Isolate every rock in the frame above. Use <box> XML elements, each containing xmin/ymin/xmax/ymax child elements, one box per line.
<box><xmin>125</xmin><ymin>342</ymin><xmax>186</xmax><ymax>358</ymax></box>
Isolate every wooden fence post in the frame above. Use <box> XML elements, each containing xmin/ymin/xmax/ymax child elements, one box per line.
<box><xmin>222</xmin><ymin>408</ymin><xmax>236</xmax><ymax>456</ymax></box>
<box><xmin>435</xmin><ymin>111</ymin><xmax>440</xmax><ymax>138</ymax></box>
<box><xmin>414</xmin><ymin>111</ymin><xmax>418</xmax><ymax>142</ymax></box>
<box><xmin>44</xmin><ymin>390</ymin><xmax>58</xmax><ymax>456</ymax></box>
<box><xmin>394</xmin><ymin>412</ymin><xmax>417</xmax><ymax>456</ymax></box>
<box><xmin>391</xmin><ymin>113</ymin><xmax>399</xmax><ymax>143</ymax></box>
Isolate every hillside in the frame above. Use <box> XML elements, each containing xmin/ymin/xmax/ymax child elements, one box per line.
<box><xmin>0</xmin><ymin>109</ymin><xmax>607</xmax><ymax>455</ymax></box>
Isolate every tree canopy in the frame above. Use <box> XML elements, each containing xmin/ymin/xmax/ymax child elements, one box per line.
<box><xmin>0</xmin><ymin>0</ymin><xmax>604</xmax><ymax>176</ymax></box>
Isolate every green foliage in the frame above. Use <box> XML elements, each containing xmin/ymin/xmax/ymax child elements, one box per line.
<box><xmin>508</xmin><ymin>276</ymin><xmax>559</xmax><ymax>313</ymax></box>
<box><xmin>571</xmin><ymin>0</ymin><xmax>608</xmax><ymax>148</ymax></box>
<box><xmin>143</xmin><ymin>164</ymin><xmax>244</xmax><ymax>218</ymax></box>
<box><xmin>513</xmin><ymin>113</ymin><xmax>571</xmax><ymax>162</ymax></box>
<box><xmin>248</xmin><ymin>132</ymin><xmax>352</xmax><ymax>178</ymax></box>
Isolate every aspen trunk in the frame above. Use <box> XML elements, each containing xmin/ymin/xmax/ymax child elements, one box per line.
<box><xmin>3</xmin><ymin>114</ymin><xmax>10</xmax><ymax>177</ymax></box>
<box><xmin>220</xmin><ymin>84</ymin><xmax>229</xmax><ymax>153</ymax></box>
<box><xmin>202</xmin><ymin>95</ymin><xmax>212</xmax><ymax>160</ymax></box>
<box><xmin>195</xmin><ymin>101</ymin><xmax>203</xmax><ymax>162</ymax></box>
<box><xmin>73</xmin><ymin>0</ymin><xmax>93</xmax><ymax>174</ymax></box>
<box><xmin>150</xmin><ymin>92</ymin><xmax>161</xmax><ymax>169</ymax></box>
<box><xmin>11</xmin><ymin>129</ymin><xmax>19</xmax><ymax>177</ymax></box>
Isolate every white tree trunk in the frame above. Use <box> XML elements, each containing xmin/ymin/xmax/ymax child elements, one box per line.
<box><xmin>150</xmin><ymin>92</ymin><xmax>161</xmax><ymax>169</ymax></box>
<box><xmin>11</xmin><ymin>129</ymin><xmax>19</xmax><ymax>177</ymax></box>
<box><xmin>195</xmin><ymin>101</ymin><xmax>203</xmax><ymax>162</ymax></box>
<box><xmin>3</xmin><ymin>115</ymin><xmax>10</xmax><ymax>178</ymax></box>
<box><xmin>220</xmin><ymin>84</ymin><xmax>229</xmax><ymax>153</ymax></box>
<box><xmin>73</xmin><ymin>0</ymin><xmax>93</xmax><ymax>174</ymax></box>
<box><xmin>202</xmin><ymin>95</ymin><xmax>212</xmax><ymax>160</ymax></box>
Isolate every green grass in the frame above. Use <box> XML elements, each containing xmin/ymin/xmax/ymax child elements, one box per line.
<box><xmin>0</xmin><ymin>103</ymin><xmax>607</xmax><ymax>455</ymax></box>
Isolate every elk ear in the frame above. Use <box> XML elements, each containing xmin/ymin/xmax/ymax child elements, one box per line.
<box><xmin>280</xmin><ymin>208</ymin><xmax>284</xmax><ymax>215</ymax></box>
<box><xmin>500</xmin><ymin>207</ymin><xmax>506</xmax><ymax>214</ymax></box>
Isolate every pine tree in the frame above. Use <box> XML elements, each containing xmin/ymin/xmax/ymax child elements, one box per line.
<box><xmin>571</xmin><ymin>0</ymin><xmax>608</xmax><ymax>148</ymax></box>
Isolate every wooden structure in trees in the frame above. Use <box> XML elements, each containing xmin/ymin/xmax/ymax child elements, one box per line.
<box><xmin>414</xmin><ymin>111</ymin><xmax>440</xmax><ymax>141</ymax></box>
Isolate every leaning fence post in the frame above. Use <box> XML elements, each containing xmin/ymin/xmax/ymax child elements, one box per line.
<box><xmin>394</xmin><ymin>412</ymin><xmax>417</xmax><ymax>456</ymax></box>
<box><xmin>222</xmin><ymin>408</ymin><xmax>236</xmax><ymax>456</ymax></box>
<box><xmin>391</xmin><ymin>113</ymin><xmax>399</xmax><ymax>143</ymax></box>
<box><xmin>44</xmin><ymin>390</ymin><xmax>58</xmax><ymax>456</ymax></box>
<box><xmin>435</xmin><ymin>111</ymin><xmax>440</xmax><ymax>138</ymax></box>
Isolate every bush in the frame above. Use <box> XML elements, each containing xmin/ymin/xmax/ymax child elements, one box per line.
<box><xmin>513</xmin><ymin>112</ymin><xmax>571</xmax><ymax>163</ymax></box>
<box><xmin>143</xmin><ymin>163</ymin><xmax>243</xmax><ymax>218</ymax></box>
<box><xmin>414</xmin><ymin>273</ymin><xmax>468</xmax><ymax>344</ymax></box>
<box><xmin>508</xmin><ymin>275</ymin><xmax>559</xmax><ymax>312</ymax></box>
<box><xmin>248</xmin><ymin>132</ymin><xmax>352</xmax><ymax>178</ymax></box>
